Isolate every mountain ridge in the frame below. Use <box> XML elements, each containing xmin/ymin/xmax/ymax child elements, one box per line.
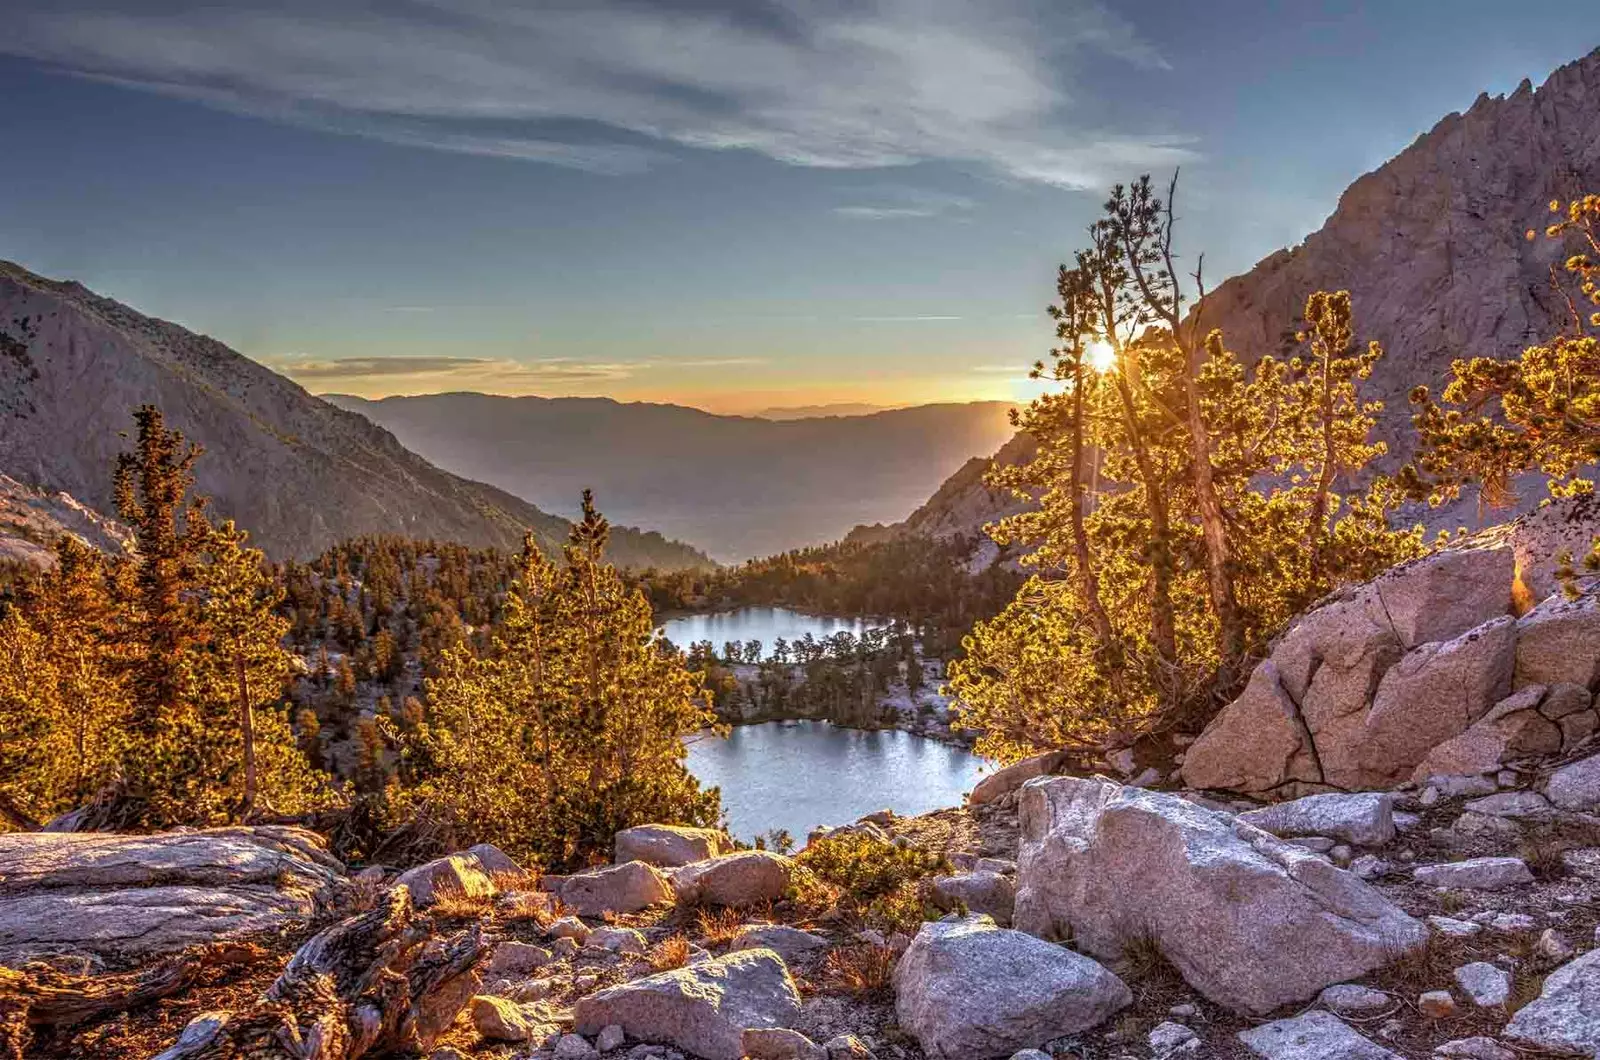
<box><xmin>0</xmin><ymin>262</ymin><xmax>711</xmax><ymax>569</ymax></box>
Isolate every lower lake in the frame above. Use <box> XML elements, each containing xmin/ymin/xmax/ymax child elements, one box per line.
<box><xmin>659</xmin><ymin>606</ymin><xmax>884</xmax><ymax>658</ymax></box>
<box><xmin>685</xmin><ymin>720</ymin><xmax>988</xmax><ymax>843</ymax></box>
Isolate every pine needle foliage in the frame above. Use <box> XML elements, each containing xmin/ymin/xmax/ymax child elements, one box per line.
<box><xmin>387</xmin><ymin>490</ymin><xmax>722</xmax><ymax>871</ymax></box>
<box><xmin>948</xmin><ymin>176</ymin><xmax>1422</xmax><ymax>761</ymax></box>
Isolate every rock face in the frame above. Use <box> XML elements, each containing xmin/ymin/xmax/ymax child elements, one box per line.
<box><xmin>0</xmin><ymin>261</ymin><xmax>709</xmax><ymax>568</ymax></box>
<box><xmin>1184</xmin><ymin>502</ymin><xmax>1600</xmax><ymax>795</ymax></box>
<box><xmin>553</xmin><ymin>861</ymin><xmax>675</xmax><ymax>917</ymax></box>
<box><xmin>893</xmin><ymin>916</ymin><xmax>1131</xmax><ymax>1060</ymax></box>
<box><xmin>614</xmin><ymin>824</ymin><xmax>733</xmax><ymax>868</ymax></box>
<box><xmin>572</xmin><ymin>949</ymin><xmax>802</xmax><ymax>1060</ymax></box>
<box><xmin>0</xmin><ymin>827</ymin><xmax>345</xmax><ymax>966</ymax></box>
<box><xmin>1502</xmin><ymin>947</ymin><xmax>1600</xmax><ymax>1055</ymax></box>
<box><xmin>670</xmin><ymin>851</ymin><xmax>796</xmax><ymax>908</ymax></box>
<box><xmin>1014</xmin><ymin>778</ymin><xmax>1426</xmax><ymax>1015</ymax></box>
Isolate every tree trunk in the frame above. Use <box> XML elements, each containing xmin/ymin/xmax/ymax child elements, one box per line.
<box><xmin>1069</xmin><ymin>359</ymin><xmax>1116</xmax><ymax>652</ymax></box>
<box><xmin>235</xmin><ymin>648</ymin><xmax>258</xmax><ymax>823</ymax></box>
<box><xmin>1110</xmin><ymin>371</ymin><xmax>1179</xmax><ymax>679</ymax></box>
<box><xmin>1307</xmin><ymin>356</ymin><xmax>1338</xmax><ymax>585</ymax></box>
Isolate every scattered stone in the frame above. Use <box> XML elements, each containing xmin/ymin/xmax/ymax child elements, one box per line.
<box><xmin>590</xmin><ymin>926</ymin><xmax>648</xmax><ymax>955</ymax></box>
<box><xmin>395</xmin><ymin>852</ymin><xmax>497</xmax><ymax>907</ymax></box>
<box><xmin>1349</xmin><ymin>856</ymin><xmax>1391</xmax><ymax>880</ymax></box>
<box><xmin>549</xmin><ymin>916</ymin><xmax>592</xmax><ymax>941</ymax></box>
<box><xmin>1148</xmin><ymin>1021</ymin><xmax>1199</xmax><ymax>1056</ymax></box>
<box><xmin>1547</xmin><ymin>751</ymin><xmax>1600</xmax><ymax>812</ymax></box>
<box><xmin>1428</xmin><ymin>916</ymin><xmax>1482</xmax><ymax>938</ymax></box>
<box><xmin>975</xmin><ymin>857</ymin><xmax>1017</xmax><ymax>875</ymax></box>
<box><xmin>1503</xmin><ymin>948</ymin><xmax>1600</xmax><ymax>1055</ymax></box>
<box><xmin>1014</xmin><ymin>777</ymin><xmax>1426</xmax><ymax>1015</ymax></box>
<box><xmin>929</xmin><ymin>871</ymin><xmax>1016</xmax><ymax>925</ymax></box>
<box><xmin>1432</xmin><ymin>1038</ymin><xmax>1515</xmax><ymax>1060</ymax></box>
<box><xmin>1535</xmin><ymin>928</ymin><xmax>1575</xmax><ymax>961</ymax></box>
<box><xmin>1393</xmin><ymin>811</ymin><xmax>1422</xmax><ymax>832</ymax></box>
<box><xmin>670</xmin><ymin>851</ymin><xmax>795</xmax><ymax>908</ymax></box>
<box><xmin>1453</xmin><ymin>962</ymin><xmax>1511</xmax><ymax>1007</ymax></box>
<box><xmin>1237</xmin><ymin>1010</ymin><xmax>1400</xmax><ymax>1059</ymax></box>
<box><xmin>470</xmin><ymin>996</ymin><xmax>558</xmax><ymax>1043</ymax></box>
<box><xmin>894</xmin><ymin>915</ymin><xmax>1131</xmax><ymax>1059</ymax></box>
<box><xmin>1319</xmin><ymin>984</ymin><xmax>1393</xmax><ymax>1015</ymax></box>
<box><xmin>968</xmin><ymin>750</ymin><xmax>1070</xmax><ymax>806</ymax></box>
<box><xmin>573</xmin><ymin>949</ymin><xmax>802</xmax><ymax>1060</ymax></box>
<box><xmin>1168</xmin><ymin>1002</ymin><xmax>1198</xmax><ymax>1018</ymax></box>
<box><xmin>1427</xmin><ymin>775</ymin><xmax>1500</xmax><ymax>797</ymax></box>
<box><xmin>1461</xmin><ymin>791</ymin><xmax>1550</xmax><ymax>818</ymax></box>
<box><xmin>597</xmin><ymin>1024</ymin><xmax>627</xmax><ymax>1051</ymax></box>
<box><xmin>1287</xmin><ymin>837</ymin><xmax>1336</xmax><ymax>853</ymax></box>
<box><xmin>1239</xmin><ymin>792</ymin><xmax>1397</xmax><ymax>846</ymax></box>
<box><xmin>557</xmin><ymin>861</ymin><xmax>675</xmax><ymax>916</ymax></box>
<box><xmin>1477</xmin><ymin>911</ymin><xmax>1536</xmax><ymax>933</ymax></box>
<box><xmin>1419</xmin><ymin>991</ymin><xmax>1458</xmax><ymax>1018</ymax></box>
<box><xmin>823</xmin><ymin>1034</ymin><xmax>876</xmax><ymax>1059</ymax></box>
<box><xmin>1008</xmin><ymin>1052</ymin><xmax>1050</xmax><ymax>1060</ymax></box>
<box><xmin>614</xmin><ymin>824</ymin><xmax>733</xmax><ymax>868</ymax></box>
<box><xmin>741</xmin><ymin>1027</ymin><xmax>827</xmax><ymax>1060</ymax></box>
<box><xmin>1330</xmin><ymin>844</ymin><xmax>1354</xmax><ymax>867</ymax></box>
<box><xmin>729</xmin><ymin>924</ymin><xmax>829</xmax><ymax>961</ymax></box>
<box><xmin>1412</xmin><ymin>857</ymin><xmax>1533</xmax><ymax>891</ymax></box>
<box><xmin>486</xmin><ymin>940</ymin><xmax>555</xmax><ymax>977</ymax></box>
<box><xmin>554</xmin><ymin>1033</ymin><xmax>600</xmax><ymax>1059</ymax></box>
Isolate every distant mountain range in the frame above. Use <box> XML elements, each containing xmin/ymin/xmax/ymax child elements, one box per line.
<box><xmin>324</xmin><ymin>393</ymin><xmax>1017</xmax><ymax>561</ymax></box>
<box><xmin>753</xmin><ymin>403</ymin><xmax>894</xmax><ymax>420</ymax></box>
<box><xmin>0</xmin><ymin>263</ymin><xmax>710</xmax><ymax>569</ymax></box>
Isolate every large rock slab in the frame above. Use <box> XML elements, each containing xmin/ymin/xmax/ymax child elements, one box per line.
<box><xmin>1367</xmin><ymin>545</ymin><xmax>1513</xmax><ymax>651</ymax></box>
<box><xmin>554</xmin><ymin>860</ymin><xmax>674</xmax><ymax>916</ymax></box>
<box><xmin>894</xmin><ymin>915</ymin><xmax>1130</xmax><ymax>1060</ymax></box>
<box><xmin>968</xmin><ymin>750</ymin><xmax>1070</xmax><ymax>807</ymax></box>
<box><xmin>614</xmin><ymin>824</ymin><xmax>733</xmax><ymax>868</ymax></box>
<box><xmin>1502</xmin><ymin>947</ymin><xmax>1600</xmax><ymax>1055</ymax></box>
<box><xmin>1238</xmin><ymin>1011</ymin><xmax>1400</xmax><ymax>1059</ymax></box>
<box><xmin>0</xmin><ymin>826</ymin><xmax>345</xmax><ymax>967</ymax></box>
<box><xmin>1515</xmin><ymin>586</ymin><xmax>1600</xmax><ymax>690</ymax></box>
<box><xmin>670</xmin><ymin>851</ymin><xmax>795</xmax><ymax>908</ymax></box>
<box><xmin>1238</xmin><ymin>792</ymin><xmax>1396</xmax><ymax>846</ymax></box>
<box><xmin>572</xmin><ymin>948</ymin><xmax>801</xmax><ymax>1060</ymax></box>
<box><xmin>1181</xmin><ymin>661</ymin><xmax>1319</xmax><ymax>793</ymax></box>
<box><xmin>1014</xmin><ymin>777</ymin><xmax>1427</xmax><ymax>1015</ymax></box>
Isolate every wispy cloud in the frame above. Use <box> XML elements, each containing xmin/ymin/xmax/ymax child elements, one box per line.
<box><xmin>851</xmin><ymin>315</ymin><xmax>966</xmax><ymax>322</ymax></box>
<box><xmin>833</xmin><ymin>188</ymin><xmax>975</xmax><ymax>220</ymax></box>
<box><xmin>267</xmin><ymin>355</ymin><xmax>634</xmax><ymax>387</ymax></box>
<box><xmin>3</xmin><ymin>1</ymin><xmax>1191</xmax><ymax>186</ymax></box>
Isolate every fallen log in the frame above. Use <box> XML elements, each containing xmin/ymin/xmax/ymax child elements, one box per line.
<box><xmin>153</xmin><ymin>886</ymin><xmax>484</xmax><ymax>1060</ymax></box>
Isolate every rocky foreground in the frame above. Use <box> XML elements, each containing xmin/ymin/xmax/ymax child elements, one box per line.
<box><xmin>4</xmin><ymin>501</ymin><xmax>1600</xmax><ymax>1060</ymax></box>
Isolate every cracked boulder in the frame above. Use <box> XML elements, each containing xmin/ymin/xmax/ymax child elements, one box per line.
<box><xmin>1014</xmin><ymin>777</ymin><xmax>1426</xmax><ymax>1015</ymax></box>
<box><xmin>0</xmin><ymin>826</ymin><xmax>346</xmax><ymax>967</ymax></box>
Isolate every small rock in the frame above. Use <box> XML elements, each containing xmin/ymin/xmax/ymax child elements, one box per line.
<box><xmin>1287</xmin><ymin>837</ymin><xmax>1336</xmax><ymax>853</ymax></box>
<box><xmin>1413</xmin><ymin>857</ymin><xmax>1533</xmax><ymax>890</ymax></box>
<box><xmin>470</xmin><ymin>995</ymin><xmax>557</xmax><ymax>1043</ymax></box>
<box><xmin>1008</xmin><ymin>1052</ymin><xmax>1051</xmax><ymax>1060</ymax></box>
<box><xmin>1505</xmin><ymin>948</ymin><xmax>1600</xmax><ymax>1055</ymax></box>
<box><xmin>930</xmin><ymin>870</ymin><xmax>1016</xmax><ymax>925</ymax></box>
<box><xmin>1168</xmin><ymin>1002</ymin><xmax>1198</xmax><ymax>1018</ymax></box>
<box><xmin>395</xmin><ymin>851</ymin><xmax>497</xmax><ymax>907</ymax></box>
<box><xmin>1350</xmin><ymin>855</ymin><xmax>1391</xmax><ymax>880</ymax></box>
<box><xmin>1535</xmin><ymin>928</ymin><xmax>1575</xmax><ymax>961</ymax></box>
<box><xmin>1461</xmin><ymin>791</ymin><xmax>1551</xmax><ymax>818</ymax></box>
<box><xmin>1420</xmin><ymin>787</ymin><xmax>1441</xmax><ymax>807</ymax></box>
<box><xmin>1319</xmin><ymin>983</ymin><xmax>1392</xmax><ymax>1015</ymax></box>
<box><xmin>729</xmin><ymin>924</ymin><xmax>830</xmax><ymax>961</ymax></box>
<box><xmin>1428</xmin><ymin>916</ymin><xmax>1482</xmax><ymax>938</ymax></box>
<box><xmin>615</xmin><ymin>824</ymin><xmax>733</xmax><ymax>868</ymax></box>
<box><xmin>1393</xmin><ymin>811</ymin><xmax>1422</xmax><ymax>832</ymax></box>
<box><xmin>670</xmin><ymin>851</ymin><xmax>796</xmax><ymax>908</ymax></box>
<box><xmin>1432</xmin><ymin>1038</ymin><xmax>1515</xmax><ymax>1060</ymax></box>
<box><xmin>1148</xmin><ymin>1021</ymin><xmax>1198</xmax><ymax>1056</ymax></box>
<box><xmin>1427</xmin><ymin>775</ymin><xmax>1499</xmax><ymax>798</ymax></box>
<box><xmin>1419</xmin><ymin>990</ymin><xmax>1458</xmax><ymax>1018</ymax></box>
<box><xmin>590</xmin><ymin>926</ymin><xmax>648</xmax><ymax>955</ymax></box>
<box><xmin>1547</xmin><ymin>750</ymin><xmax>1600</xmax><ymax>812</ymax></box>
<box><xmin>558</xmin><ymin>861</ymin><xmax>676</xmax><ymax>917</ymax></box>
<box><xmin>550</xmin><ymin>916</ymin><xmax>592</xmax><ymax>942</ymax></box>
<box><xmin>1237</xmin><ymin>1011</ymin><xmax>1399</xmax><ymax>1059</ymax></box>
<box><xmin>554</xmin><ymin>1033</ymin><xmax>600</xmax><ymax>1059</ymax></box>
<box><xmin>975</xmin><ymin>857</ymin><xmax>1017</xmax><ymax>875</ymax></box>
<box><xmin>598</xmin><ymin>1024</ymin><xmax>627</xmax><ymax>1051</ymax></box>
<box><xmin>552</xmin><ymin>936</ymin><xmax>580</xmax><ymax>958</ymax></box>
<box><xmin>741</xmin><ymin>1027</ymin><xmax>827</xmax><ymax>1060</ymax></box>
<box><xmin>486</xmin><ymin>940</ymin><xmax>556</xmax><ymax>977</ymax></box>
<box><xmin>1330</xmin><ymin>844</ymin><xmax>1354</xmax><ymax>867</ymax></box>
<box><xmin>1453</xmin><ymin>962</ymin><xmax>1511</xmax><ymax>1007</ymax></box>
<box><xmin>1496</xmin><ymin>770</ymin><xmax>1518</xmax><ymax>788</ymax></box>
<box><xmin>1476</xmin><ymin>911</ymin><xmax>1536</xmax><ymax>932</ymax></box>
<box><xmin>823</xmin><ymin>1034</ymin><xmax>876</xmax><ymax>1059</ymax></box>
<box><xmin>1238</xmin><ymin>792</ymin><xmax>1397</xmax><ymax>846</ymax></box>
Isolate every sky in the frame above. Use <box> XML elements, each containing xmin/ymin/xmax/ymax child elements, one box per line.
<box><xmin>1</xmin><ymin>2</ymin><xmax>1594</xmax><ymax>415</ymax></box>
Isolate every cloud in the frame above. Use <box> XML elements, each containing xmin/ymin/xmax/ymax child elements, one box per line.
<box><xmin>268</xmin><ymin>355</ymin><xmax>634</xmax><ymax>387</ymax></box>
<box><xmin>3</xmin><ymin>0</ymin><xmax>1192</xmax><ymax>185</ymax></box>
<box><xmin>834</xmin><ymin>188</ymin><xmax>975</xmax><ymax>220</ymax></box>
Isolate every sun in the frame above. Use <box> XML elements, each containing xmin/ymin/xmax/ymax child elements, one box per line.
<box><xmin>1087</xmin><ymin>339</ymin><xmax>1117</xmax><ymax>373</ymax></box>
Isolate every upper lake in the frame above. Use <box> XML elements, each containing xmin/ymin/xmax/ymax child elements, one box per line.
<box><xmin>659</xmin><ymin>606</ymin><xmax>885</xmax><ymax>658</ymax></box>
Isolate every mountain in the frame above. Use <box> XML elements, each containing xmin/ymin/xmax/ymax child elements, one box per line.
<box><xmin>888</xmin><ymin>47</ymin><xmax>1600</xmax><ymax>546</ymax></box>
<box><xmin>323</xmin><ymin>394</ymin><xmax>1017</xmax><ymax>561</ymax></box>
<box><xmin>0</xmin><ymin>263</ymin><xmax>710</xmax><ymax>569</ymax></box>
<box><xmin>0</xmin><ymin>473</ymin><xmax>133</xmax><ymax>569</ymax></box>
<box><xmin>754</xmin><ymin>403</ymin><xmax>894</xmax><ymax>420</ymax></box>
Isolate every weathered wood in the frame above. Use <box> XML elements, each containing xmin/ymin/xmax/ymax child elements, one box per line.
<box><xmin>154</xmin><ymin>887</ymin><xmax>485</xmax><ymax>1060</ymax></box>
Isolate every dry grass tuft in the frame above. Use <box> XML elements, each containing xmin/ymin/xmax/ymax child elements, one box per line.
<box><xmin>819</xmin><ymin>944</ymin><xmax>897</xmax><ymax>995</ymax></box>
<box><xmin>647</xmin><ymin>933</ymin><xmax>692</xmax><ymax>972</ymax></box>
<box><xmin>695</xmin><ymin>906</ymin><xmax>746</xmax><ymax>946</ymax></box>
<box><xmin>427</xmin><ymin>881</ymin><xmax>495</xmax><ymax>919</ymax></box>
<box><xmin>1519</xmin><ymin>817</ymin><xmax>1600</xmax><ymax>881</ymax></box>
